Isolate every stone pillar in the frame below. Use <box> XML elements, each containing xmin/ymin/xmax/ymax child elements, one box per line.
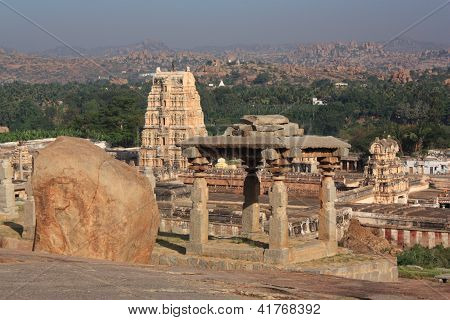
<box><xmin>310</xmin><ymin>160</ymin><xmax>318</xmax><ymax>173</ymax></box>
<box><xmin>416</xmin><ymin>231</ymin><xmax>423</xmax><ymax>245</ymax></box>
<box><xmin>18</xmin><ymin>148</ymin><xmax>24</xmax><ymax>180</ymax></box>
<box><xmin>264</xmin><ymin>174</ymin><xmax>290</xmax><ymax>264</ymax></box>
<box><xmin>428</xmin><ymin>232</ymin><xmax>436</xmax><ymax>248</ymax></box>
<box><xmin>22</xmin><ymin>179</ymin><xmax>36</xmax><ymax>241</ymax></box>
<box><xmin>185</xmin><ymin>169</ymin><xmax>210</xmax><ymax>255</ymax></box>
<box><xmin>442</xmin><ymin>233</ymin><xmax>448</xmax><ymax>248</ymax></box>
<box><xmin>143</xmin><ymin>166</ymin><xmax>156</xmax><ymax>191</ymax></box>
<box><xmin>182</xmin><ymin>148</ymin><xmax>211</xmax><ymax>254</ymax></box>
<box><xmin>380</xmin><ymin>228</ymin><xmax>386</xmax><ymax>239</ymax></box>
<box><xmin>242</xmin><ymin>168</ymin><xmax>260</xmax><ymax>236</ymax></box>
<box><xmin>391</xmin><ymin>229</ymin><xmax>398</xmax><ymax>246</ymax></box>
<box><xmin>0</xmin><ymin>160</ymin><xmax>15</xmax><ymax>217</ymax></box>
<box><xmin>318</xmin><ymin>157</ymin><xmax>339</xmax><ymax>245</ymax></box>
<box><xmin>268</xmin><ymin>176</ymin><xmax>289</xmax><ymax>250</ymax></box>
<box><xmin>403</xmin><ymin>230</ymin><xmax>411</xmax><ymax>247</ymax></box>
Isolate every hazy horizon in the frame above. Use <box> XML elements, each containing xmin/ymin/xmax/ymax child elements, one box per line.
<box><xmin>0</xmin><ymin>0</ymin><xmax>449</xmax><ymax>52</ymax></box>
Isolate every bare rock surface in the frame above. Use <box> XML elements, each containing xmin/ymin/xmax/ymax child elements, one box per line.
<box><xmin>32</xmin><ymin>136</ymin><xmax>159</xmax><ymax>263</ymax></box>
<box><xmin>391</xmin><ymin>69</ymin><xmax>412</xmax><ymax>83</ymax></box>
<box><xmin>0</xmin><ymin>248</ymin><xmax>448</xmax><ymax>300</ymax></box>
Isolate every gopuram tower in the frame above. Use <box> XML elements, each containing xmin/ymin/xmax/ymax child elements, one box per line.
<box><xmin>365</xmin><ymin>137</ymin><xmax>409</xmax><ymax>204</ymax></box>
<box><xmin>139</xmin><ymin>67</ymin><xmax>208</xmax><ymax>173</ymax></box>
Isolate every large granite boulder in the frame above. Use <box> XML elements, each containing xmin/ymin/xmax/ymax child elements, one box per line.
<box><xmin>32</xmin><ymin>136</ymin><xmax>159</xmax><ymax>263</ymax></box>
<box><xmin>224</xmin><ymin>115</ymin><xmax>304</xmax><ymax>137</ymax></box>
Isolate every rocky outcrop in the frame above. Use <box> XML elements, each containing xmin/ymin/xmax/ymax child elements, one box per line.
<box><xmin>224</xmin><ymin>115</ymin><xmax>304</xmax><ymax>137</ymax></box>
<box><xmin>32</xmin><ymin>136</ymin><xmax>160</xmax><ymax>263</ymax></box>
<box><xmin>391</xmin><ymin>69</ymin><xmax>412</xmax><ymax>83</ymax></box>
<box><xmin>0</xmin><ymin>126</ymin><xmax>9</xmax><ymax>133</ymax></box>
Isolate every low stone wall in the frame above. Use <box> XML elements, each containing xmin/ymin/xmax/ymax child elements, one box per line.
<box><xmin>353</xmin><ymin>209</ymin><xmax>449</xmax><ymax>248</ymax></box>
<box><xmin>409</xmin><ymin>182</ymin><xmax>430</xmax><ymax>193</ymax></box>
<box><xmin>376</xmin><ymin>228</ymin><xmax>448</xmax><ymax>248</ymax></box>
<box><xmin>159</xmin><ymin>206</ymin><xmax>353</xmax><ymax>242</ymax></box>
<box><xmin>316</xmin><ymin>258</ymin><xmax>398</xmax><ymax>282</ymax></box>
<box><xmin>0</xmin><ymin>236</ymin><xmax>33</xmax><ymax>251</ymax></box>
<box><xmin>336</xmin><ymin>185</ymin><xmax>373</xmax><ymax>203</ymax></box>
<box><xmin>430</xmin><ymin>175</ymin><xmax>450</xmax><ymax>190</ymax></box>
<box><xmin>151</xmin><ymin>249</ymin><xmax>398</xmax><ymax>282</ymax></box>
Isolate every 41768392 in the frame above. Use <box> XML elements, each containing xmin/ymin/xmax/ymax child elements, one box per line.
<box><xmin>257</xmin><ymin>303</ymin><xmax>320</xmax><ymax>315</ymax></box>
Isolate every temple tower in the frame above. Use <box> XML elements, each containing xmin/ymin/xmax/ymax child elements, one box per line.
<box><xmin>365</xmin><ymin>137</ymin><xmax>409</xmax><ymax>204</ymax></box>
<box><xmin>139</xmin><ymin>67</ymin><xmax>207</xmax><ymax>171</ymax></box>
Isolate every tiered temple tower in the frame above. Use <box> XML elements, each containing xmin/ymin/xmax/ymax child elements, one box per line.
<box><xmin>139</xmin><ymin>67</ymin><xmax>207</xmax><ymax>171</ymax></box>
<box><xmin>365</xmin><ymin>137</ymin><xmax>409</xmax><ymax>204</ymax></box>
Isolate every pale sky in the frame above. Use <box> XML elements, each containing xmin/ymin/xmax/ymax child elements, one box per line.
<box><xmin>0</xmin><ymin>0</ymin><xmax>449</xmax><ymax>51</ymax></box>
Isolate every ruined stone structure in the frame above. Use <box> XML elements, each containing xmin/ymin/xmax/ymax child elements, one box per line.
<box><xmin>366</xmin><ymin>137</ymin><xmax>409</xmax><ymax>204</ymax></box>
<box><xmin>0</xmin><ymin>160</ymin><xmax>15</xmax><ymax>217</ymax></box>
<box><xmin>139</xmin><ymin>68</ymin><xmax>208</xmax><ymax>172</ymax></box>
<box><xmin>179</xmin><ymin>115</ymin><xmax>350</xmax><ymax>264</ymax></box>
<box><xmin>11</xmin><ymin>144</ymin><xmax>33</xmax><ymax>180</ymax></box>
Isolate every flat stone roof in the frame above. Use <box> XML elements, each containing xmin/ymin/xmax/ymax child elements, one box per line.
<box><xmin>179</xmin><ymin>135</ymin><xmax>350</xmax><ymax>150</ymax></box>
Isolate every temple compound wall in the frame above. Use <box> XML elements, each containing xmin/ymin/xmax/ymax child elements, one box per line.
<box><xmin>139</xmin><ymin>68</ymin><xmax>208</xmax><ymax>172</ymax></box>
<box><xmin>365</xmin><ymin>137</ymin><xmax>409</xmax><ymax>204</ymax></box>
<box><xmin>349</xmin><ymin>204</ymin><xmax>449</xmax><ymax>249</ymax></box>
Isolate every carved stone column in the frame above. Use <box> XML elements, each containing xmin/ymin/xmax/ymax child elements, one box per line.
<box><xmin>0</xmin><ymin>160</ymin><xmax>15</xmax><ymax>217</ymax></box>
<box><xmin>242</xmin><ymin>167</ymin><xmax>260</xmax><ymax>235</ymax></box>
<box><xmin>190</xmin><ymin>171</ymin><xmax>209</xmax><ymax>246</ymax></box>
<box><xmin>268</xmin><ymin>175</ymin><xmax>289</xmax><ymax>249</ymax></box>
<box><xmin>183</xmin><ymin>147</ymin><xmax>210</xmax><ymax>254</ymax></box>
<box><xmin>318</xmin><ymin>157</ymin><xmax>339</xmax><ymax>244</ymax></box>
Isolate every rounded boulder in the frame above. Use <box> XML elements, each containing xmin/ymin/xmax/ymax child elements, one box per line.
<box><xmin>32</xmin><ymin>136</ymin><xmax>160</xmax><ymax>263</ymax></box>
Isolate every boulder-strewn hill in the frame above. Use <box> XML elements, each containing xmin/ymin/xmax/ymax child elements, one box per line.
<box><xmin>0</xmin><ymin>39</ymin><xmax>448</xmax><ymax>84</ymax></box>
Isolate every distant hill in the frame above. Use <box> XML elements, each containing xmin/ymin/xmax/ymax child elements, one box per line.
<box><xmin>384</xmin><ymin>37</ymin><xmax>449</xmax><ymax>52</ymax></box>
<box><xmin>1</xmin><ymin>38</ymin><xmax>448</xmax><ymax>84</ymax></box>
<box><xmin>39</xmin><ymin>39</ymin><xmax>172</xmax><ymax>58</ymax></box>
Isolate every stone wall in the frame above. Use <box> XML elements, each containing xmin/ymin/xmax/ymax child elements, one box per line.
<box><xmin>336</xmin><ymin>185</ymin><xmax>374</xmax><ymax>203</ymax></box>
<box><xmin>352</xmin><ymin>208</ymin><xmax>449</xmax><ymax>248</ymax></box>
<box><xmin>180</xmin><ymin>171</ymin><xmax>347</xmax><ymax>197</ymax></box>
<box><xmin>158</xmin><ymin>202</ymin><xmax>352</xmax><ymax>242</ymax></box>
<box><xmin>375</xmin><ymin>228</ymin><xmax>448</xmax><ymax>249</ymax></box>
<box><xmin>151</xmin><ymin>249</ymin><xmax>398</xmax><ymax>282</ymax></box>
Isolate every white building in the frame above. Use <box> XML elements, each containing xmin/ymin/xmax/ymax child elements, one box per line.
<box><xmin>334</xmin><ymin>82</ymin><xmax>348</xmax><ymax>88</ymax></box>
<box><xmin>312</xmin><ymin>97</ymin><xmax>325</xmax><ymax>105</ymax></box>
<box><xmin>404</xmin><ymin>156</ymin><xmax>449</xmax><ymax>175</ymax></box>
